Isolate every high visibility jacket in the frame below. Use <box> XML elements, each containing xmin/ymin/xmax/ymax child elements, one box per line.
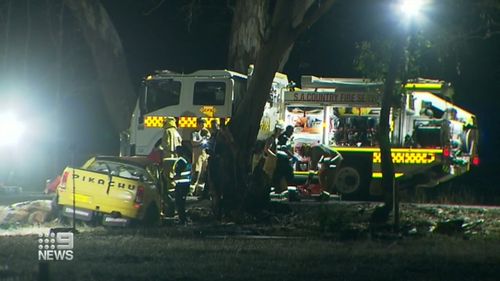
<box><xmin>309</xmin><ymin>144</ymin><xmax>342</xmax><ymax>170</ymax></box>
<box><xmin>172</xmin><ymin>157</ymin><xmax>191</xmax><ymax>188</ymax></box>
<box><xmin>161</xmin><ymin>119</ymin><xmax>182</xmax><ymax>159</ymax></box>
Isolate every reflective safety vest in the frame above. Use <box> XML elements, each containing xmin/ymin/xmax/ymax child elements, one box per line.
<box><xmin>319</xmin><ymin>155</ymin><xmax>340</xmax><ymax>169</ymax></box>
<box><xmin>172</xmin><ymin>158</ymin><xmax>191</xmax><ymax>188</ymax></box>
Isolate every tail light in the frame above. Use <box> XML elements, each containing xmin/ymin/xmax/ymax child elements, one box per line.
<box><xmin>134</xmin><ymin>186</ymin><xmax>145</xmax><ymax>208</ymax></box>
<box><xmin>472</xmin><ymin>156</ymin><xmax>480</xmax><ymax>166</ymax></box>
<box><xmin>443</xmin><ymin>147</ymin><xmax>451</xmax><ymax>158</ymax></box>
<box><xmin>59</xmin><ymin>171</ymin><xmax>70</xmax><ymax>189</ymax></box>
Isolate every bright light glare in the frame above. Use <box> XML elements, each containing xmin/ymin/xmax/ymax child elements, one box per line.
<box><xmin>0</xmin><ymin>112</ymin><xmax>25</xmax><ymax>146</ymax></box>
<box><xmin>399</xmin><ymin>0</ymin><xmax>425</xmax><ymax>19</ymax></box>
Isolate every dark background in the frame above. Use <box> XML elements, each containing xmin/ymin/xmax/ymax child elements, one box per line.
<box><xmin>0</xmin><ymin>0</ymin><xmax>498</xmax><ymax>190</ymax></box>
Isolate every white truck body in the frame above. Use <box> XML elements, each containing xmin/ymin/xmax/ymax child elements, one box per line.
<box><xmin>121</xmin><ymin>69</ymin><xmax>289</xmax><ymax>156</ymax></box>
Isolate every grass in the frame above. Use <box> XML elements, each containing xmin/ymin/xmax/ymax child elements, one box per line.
<box><xmin>1</xmin><ymin>233</ymin><xmax>500</xmax><ymax>281</ymax></box>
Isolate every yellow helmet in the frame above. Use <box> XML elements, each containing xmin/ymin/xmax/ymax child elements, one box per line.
<box><xmin>275</xmin><ymin>120</ymin><xmax>285</xmax><ymax>130</ymax></box>
<box><xmin>164</xmin><ymin>117</ymin><xmax>177</xmax><ymax>128</ymax></box>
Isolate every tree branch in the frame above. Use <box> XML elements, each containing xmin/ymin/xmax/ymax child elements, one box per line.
<box><xmin>142</xmin><ymin>0</ymin><xmax>166</xmax><ymax>16</ymax></box>
<box><xmin>292</xmin><ymin>0</ymin><xmax>335</xmax><ymax>36</ymax></box>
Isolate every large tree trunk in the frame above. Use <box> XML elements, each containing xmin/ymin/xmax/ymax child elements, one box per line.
<box><xmin>66</xmin><ymin>0</ymin><xmax>136</xmax><ymax>132</ymax></box>
<box><xmin>227</xmin><ymin>0</ymin><xmax>269</xmax><ymax>74</ymax></box>
<box><xmin>230</xmin><ymin>31</ymin><xmax>293</xmax><ymax>169</ymax></box>
<box><xmin>213</xmin><ymin>0</ymin><xmax>335</xmax><ymax>217</ymax></box>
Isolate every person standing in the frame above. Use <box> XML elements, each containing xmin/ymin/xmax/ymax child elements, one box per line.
<box><xmin>265</xmin><ymin>121</ymin><xmax>284</xmax><ymax>154</ymax></box>
<box><xmin>264</xmin><ymin>121</ymin><xmax>292</xmax><ymax>193</ymax></box>
<box><xmin>161</xmin><ymin>117</ymin><xmax>182</xmax><ymax>159</ymax></box>
<box><xmin>160</xmin><ymin>117</ymin><xmax>182</xmax><ymax>192</ymax></box>
<box><xmin>277</xmin><ymin>125</ymin><xmax>295</xmax><ymax>158</ymax></box>
<box><xmin>207</xmin><ymin>119</ymin><xmax>220</xmax><ymax>154</ymax></box>
<box><xmin>172</xmin><ymin>146</ymin><xmax>191</xmax><ymax>225</ymax></box>
<box><xmin>277</xmin><ymin>125</ymin><xmax>294</xmax><ymax>147</ymax></box>
<box><xmin>261</xmin><ymin>121</ymin><xmax>284</xmax><ymax>177</ymax></box>
<box><xmin>201</xmin><ymin>119</ymin><xmax>221</xmax><ymax>200</ymax></box>
<box><xmin>190</xmin><ymin>118</ymin><xmax>210</xmax><ymax>195</ymax></box>
<box><xmin>272</xmin><ymin>124</ymin><xmax>295</xmax><ymax>193</ymax></box>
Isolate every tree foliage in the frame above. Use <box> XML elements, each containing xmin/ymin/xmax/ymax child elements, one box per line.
<box><xmin>354</xmin><ymin>0</ymin><xmax>500</xmax><ymax>224</ymax></box>
<box><xmin>355</xmin><ymin>34</ymin><xmax>432</xmax><ymax>83</ymax></box>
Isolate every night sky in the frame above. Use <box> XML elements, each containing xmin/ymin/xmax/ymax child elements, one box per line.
<box><xmin>0</xmin><ymin>0</ymin><xmax>499</xmax><ymax>187</ymax></box>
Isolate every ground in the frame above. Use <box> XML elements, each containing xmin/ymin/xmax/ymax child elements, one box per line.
<box><xmin>0</xmin><ymin>197</ymin><xmax>500</xmax><ymax>280</ymax></box>
<box><xmin>3</xmin><ymin>234</ymin><xmax>500</xmax><ymax>281</ymax></box>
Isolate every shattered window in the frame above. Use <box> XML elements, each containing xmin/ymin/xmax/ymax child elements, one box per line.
<box><xmin>87</xmin><ymin>161</ymin><xmax>149</xmax><ymax>181</ymax></box>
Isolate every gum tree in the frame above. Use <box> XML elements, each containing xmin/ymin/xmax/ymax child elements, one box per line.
<box><xmin>211</xmin><ymin>0</ymin><xmax>335</xmax><ymax>216</ymax></box>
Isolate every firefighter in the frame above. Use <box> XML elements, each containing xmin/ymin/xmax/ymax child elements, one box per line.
<box><xmin>172</xmin><ymin>145</ymin><xmax>191</xmax><ymax>225</ymax></box>
<box><xmin>261</xmin><ymin>121</ymin><xmax>284</xmax><ymax>177</ymax></box>
<box><xmin>298</xmin><ymin>143</ymin><xmax>343</xmax><ymax>192</ymax></box>
<box><xmin>265</xmin><ymin>120</ymin><xmax>285</xmax><ymax>153</ymax></box>
<box><xmin>277</xmin><ymin>125</ymin><xmax>294</xmax><ymax>147</ymax></box>
<box><xmin>273</xmin><ymin>125</ymin><xmax>295</xmax><ymax>193</ymax></box>
<box><xmin>160</xmin><ymin>117</ymin><xmax>182</xmax><ymax>192</ymax></box>
<box><xmin>265</xmin><ymin>121</ymin><xmax>293</xmax><ymax>193</ymax></box>
<box><xmin>191</xmin><ymin>118</ymin><xmax>210</xmax><ymax>196</ymax></box>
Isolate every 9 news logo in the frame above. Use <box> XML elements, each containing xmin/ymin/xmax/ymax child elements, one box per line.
<box><xmin>37</xmin><ymin>232</ymin><xmax>74</xmax><ymax>261</ymax></box>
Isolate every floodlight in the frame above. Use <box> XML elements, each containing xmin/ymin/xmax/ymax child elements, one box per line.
<box><xmin>0</xmin><ymin>112</ymin><xmax>25</xmax><ymax>146</ymax></box>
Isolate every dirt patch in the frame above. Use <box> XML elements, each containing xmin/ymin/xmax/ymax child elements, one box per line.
<box><xmin>187</xmin><ymin>201</ymin><xmax>500</xmax><ymax>240</ymax></box>
<box><xmin>1</xmin><ymin>199</ymin><xmax>500</xmax><ymax>240</ymax></box>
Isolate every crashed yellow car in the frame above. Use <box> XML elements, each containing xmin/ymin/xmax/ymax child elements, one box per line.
<box><xmin>55</xmin><ymin>156</ymin><xmax>166</xmax><ymax>226</ymax></box>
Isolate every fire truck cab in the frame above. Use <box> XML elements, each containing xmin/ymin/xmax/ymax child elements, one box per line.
<box><xmin>121</xmin><ymin>69</ymin><xmax>289</xmax><ymax>156</ymax></box>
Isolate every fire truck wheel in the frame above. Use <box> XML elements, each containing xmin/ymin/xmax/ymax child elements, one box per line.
<box><xmin>334</xmin><ymin>165</ymin><xmax>368</xmax><ymax>199</ymax></box>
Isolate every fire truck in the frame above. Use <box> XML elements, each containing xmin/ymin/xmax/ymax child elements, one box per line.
<box><xmin>281</xmin><ymin>76</ymin><xmax>479</xmax><ymax>197</ymax></box>
<box><xmin>121</xmin><ymin>69</ymin><xmax>479</xmax><ymax>199</ymax></box>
